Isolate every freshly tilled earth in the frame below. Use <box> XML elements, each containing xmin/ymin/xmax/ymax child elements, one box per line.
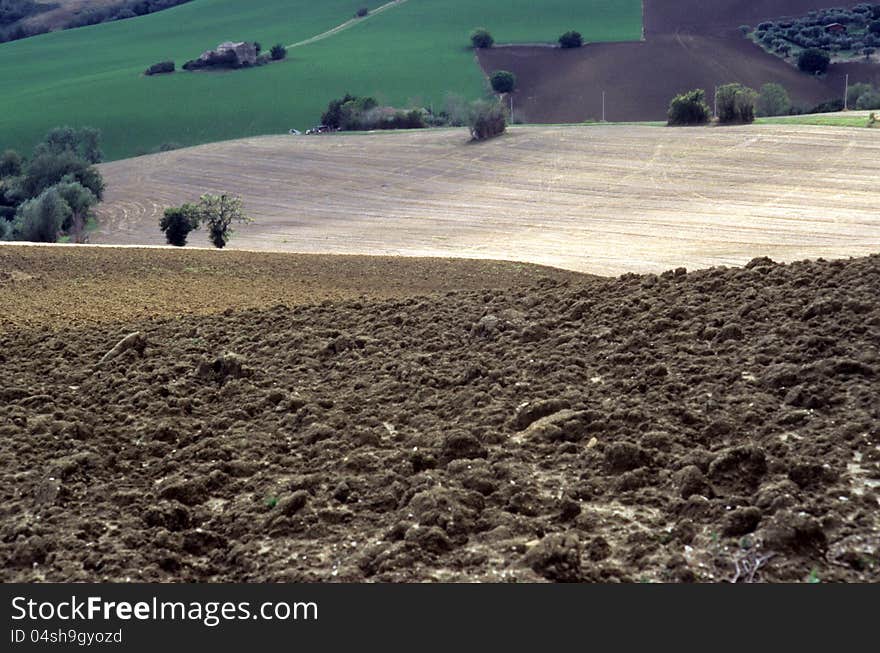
<box><xmin>1</xmin><ymin>254</ymin><xmax>879</xmax><ymax>582</ymax></box>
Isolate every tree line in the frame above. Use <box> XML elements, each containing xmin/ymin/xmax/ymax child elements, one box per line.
<box><xmin>0</xmin><ymin>127</ymin><xmax>105</xmax><ymax>242</ymax></box>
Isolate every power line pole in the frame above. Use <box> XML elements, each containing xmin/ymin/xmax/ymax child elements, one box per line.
<box><xmin>602</xmin><ymin>91</ymin><xmax>606</xmax><ymax>122</ymax></box>
<box><xmin>844</xmin><ymin>73</ymin><xmax>850</xmax><ymax>110</ymax></box>
<box><xmin>714</xmin><ymin>86</ymin><xmax>718</xmax><ymax>119</ymax></box>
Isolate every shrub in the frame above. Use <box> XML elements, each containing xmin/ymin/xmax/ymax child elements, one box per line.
<box><xmin>0</xmin><ymin>149</ymin><xmax>23</xmax><ymax>178</ymax></box>
<box><xmin>13</xmin><ymin>187</ymin><xmax>70</xmax><ymax>242</ymax></box>
<box><xmin>667</xmin><ymin>89</ymin><xmax>711</xmax><ymax>125</ymax></box>
<box><xmin>160</xmin><ymin>203</ymin><xmax>200</xmax><ymax>246</ymax></box>
<box><xmin>53</xmin><ymin>181</ymin><xmax>97</xmax><ymax>233</ymax></box>
<box><xmin>356</xmin><ymin>7</ymin><xmax>368</xmax><ymax>18</ymax></box>
<box><xmin>145</xmin><ymin>61</ymin><xmax>175</xmax><ymax>75</ymax></box>
<box><xmin>810</xmin><ymin>98</ymin><xmax>844</xmax><ymax>113</ymax></box>
<box><xmin>716</xmin><ymin>83</ymin><xmax>757</xmax><ymax>124</ymax></box>
<box><xmin>739</xmin><ymin>25</ymin><xmax>751</xmax><ymax>35</ymax></box>
<box><xmin>470</xmin><ymin>28</ymin><xmax>494</xmax><ymax>49</ymax></box>
<box><xmin>848</xmin><ymin>82</ymin><xmax>873</xmax><ymax>107</ymax></box>
<box><xmin>756</xmin><ymin>83</ymin><xmax>791</xmax><ymax>117</ymax></box>
<box><xmin>20</xmin><ymin>150</ymin><xmax>104</xmax><ymax>200</ymax></box>
<box><xmin>864</xmin><ymin>46</ymin><xmax>876</xmax><ymax>60</ymax></box>
<box><xmin>0</xmin><ymin>217</ymin><xmax>11</xmax><ymax>240</ymax></box>
<box><xmin>558</xmin><ymin>31</ymin><xmax>583</xmax><ymax>48</ymax></box>
<box><xmin>195</xmin><ymin>193</ymin><xmax>251</xmax><ymax>249</ymax></box>
<box><xmin>490</xmin><ymin>70</ymin><xmax>516</xmax><ymax>94</ymax></box>
<box><xmin>270</xmin><ymin>44</ymin><xmax>287</xmax><ymax>61</ymax></box>
<box><xmin>469</xmin><ymin>100</ymin><xmax>507</xmax><ymax>140</ymax></box>
<box><xmin>856</xmin><ymin>90</ymin><xmax>880</xmax><ymax>109</ymax></box>
<box><xmin>798</xmin><ymin>48</ymin><xmax>831</xmax><ymax>74</ymax></box>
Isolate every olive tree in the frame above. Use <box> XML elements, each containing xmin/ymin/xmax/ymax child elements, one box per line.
<box><xmin>195</xmin><ymin>194</ymin><xmax>251</xmax><ymax>249</ymax></box>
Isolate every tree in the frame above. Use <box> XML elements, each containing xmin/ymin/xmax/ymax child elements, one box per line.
<box><xmin>716</xmin><ymin>83</ymin><xmax>757</xmax><ymax>124</ymax></box>
<box><xmin>847</xmin><ymin>82</ymin><xmax>873</xmax><ymax>107</ymax></box>
<box><xmin>356</xmin><ymin>7</ymin><xmax>369</xmax><ymax>18</ymax></box>
<box><xmin>756</xmin><ymin>83</ymin><xmax>791</xmax><ymax>116</ymax></box>
<box><xmin>558</xmin><ymin>31</ymin><xmax>583</xmax><ymax>48</ymax></box>
<box><xmin>856</xmin><ymin>90</ymin><xmax>880</xmax><ymax>110</ymax></box>
<box><xmin>490</xmin><ymin>70</ymin><xmax>516</xmax><ymax>94</ymax></box>
<box><xmin>667</xmin><ymin>89</ymin><xmax>711</xmax><ymax>126</ymax></box>
<box><xmin>53</xmin><ymin>180</ymin><xmax>97</xmax><ymax>235</ymax></box>
<box><xmin>469</xmin><ymin>100</ymin><xmax>507</xmax><ymax>141</ymax></box>
<box><xmin>20</xmin><ymin>150</ymin><xmax>104</xmax><ymax>201</ymax></box>
<box><xmin>864</xmin><ymin>46</ymin><xmax>876</xmax><ymax>60</ymax></box>
<box><xmin>13</xmin><ymin>187</ymin><xmax>71</xmax><ymax>242</ymax></box>
<box><xmin>797</xmin><ymin>48</ymin><xmax>831</xmax><ymax>74</ymax></box>
<box><xmin>0</xmin><ymin>149</ymin><xmax>23</xmax><ymax>178</ymax></box>
<box><xmin>33</xmin><ymin>126</ymin><xmax>103</xmax><ymax>164</ymax></box>
<box><xmin>470</xmin><ymin>28</ymin><xmax>494</xmax><ymax>49</ymax></box>
<box><xmin>194</xmin><ymin>194</ymin><xmax>251</xmax><ymax>248</ymax></box>
<box><xmin>870</xmin><ymin>20</ymin><xmax>880</xmax><ymax>35</ymax></box>
<box><xmin>159</xmin><ymin>203</ymin><xmax>200</xmax><ymax>246</ymax></box>
<box><xmin>270</xmin><ymin>44</ymin><xmax>287</xmax><ymax>60</ymax></box>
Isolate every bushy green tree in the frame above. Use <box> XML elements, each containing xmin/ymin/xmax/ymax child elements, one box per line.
<box><xmin>798</xmin><ymin>48</ymin><xmax>831</xmax><ymax>74</ymax></box>
<box><xmin>0</xmin><ymin>149</ymin><xmax>23</xmax><ymax>178</ymax></box>
<box><xmin>756</xmin><ymin>83</ymin><xmax>791</xmax><ymax>116</ymax></box>
<box><xmin>667</xmin><ymin>89</ymin><xmax>711</xmax><ymax>126</ymax></box>
<box><xmin>270</xmin><ymin>44</ymin><xmax>287</xmax><ymax>61</ymax></box>
<box><xmin>558</xmin><ymin>31</ymin><xmax>583</xmax><ymax>48</ymax></box>
<box><xmin>716</xmin><ymin>83</ymin><xmax>757</xmax><ymax>124</ymax></box>
<box><xmin>33</xmin><ymin>126</ymin><xmax>103</xmax><ymax>164</ymax></box>
<box><xmin>469</xmin><ymin>100</ymin><xmax>507</xmax><ymax>140</ymax></box>
<box><xmin>470</xmin><ymin>28</ymin><xmax>494</xmax><ymax>49</ymax></box>
<box><xmin>847</xmin><ymin>82</ymin><xmax>873</xmax><ymax>108</ymax></box>
<box><xmin>20</xmin><ymin>150</ymin><xmax>104</xmax><ymax>200</ymax></box>
<box><xmin>195</xmin><ymin>194</ymin><xmax>251</xmax><ymax>249</ymax></box>
<box><xmin>13</xmin><ymin>187</ymin><xmax>71</xmax><ymax>242</ymax></box>
<box><xmin>159</xmin><ymin>203</ymin><xmax>200</xmax><ymax>246</ymax></box>
<box><xmin>856</xmin><ymin>90</ymin><xmax>880</xmax><ymax>109</ymax></box>
<box><xmin>490</xmin><ymin>70</ymin><xmax>516</xmax><ymax>94</ymax></box>
<box><xmin>53</xmin><ymin>180</ymin><xmax>97</xmax><ymax>233</ymax></box>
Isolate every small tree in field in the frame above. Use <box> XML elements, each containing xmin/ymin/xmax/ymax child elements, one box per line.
<box><xmin>469</xmin><ymin>100</ymin><xmax>507</xmax><ymax>140</ymax></box>
<box><xmin>196</xmin><ymin>194</ymin><xmax>251</xmax><ymax>249</ymax></box>
<box><xmin>797</xmin><ymin>48</ymin><xmax>830</xmax><ymax>74</ymax></box>
<box><xmin>270</xmin><ymin>44</ymin><xmax>287</xmax><ymax>61</ymax></box>
<box><xmin>716</xmin><ymin>83</ymin><xmax>757</xmax><ymax>124</ymax></box>
<box><xmin>667</xmin><ymin>89</ymin><xmax>711</xmax><ymax>125</ymax></box>
<box><xmin>490</xmin><ymin>70</ymin><xmax>516</xmax><ymax>94</ymax></box>
<box><xmin>756</xmin><ymin>83</ymin><xmax>791</xmax><ymax>117</ymax></box>
<box><xmin>471</xmin><ymin>28</ymin><xmax>494</xmax><ymax>49</ymax></box>
<box><xmin>160</xmin><ymin>203</ymin><xmax>200</xmax><ymax>247</ymax></box>
<box><xmin>558</xmin><ymin>31</ymin><xmax>583</xmax><ymax>48</ymax></box>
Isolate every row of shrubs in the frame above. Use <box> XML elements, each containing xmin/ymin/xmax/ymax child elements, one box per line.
<box><xmin>666</xmin><ymin>78</ymin><xmax>879</xmax><ymax>126</ymax></box>
<box><xmin>471</xmin><ymin>28</ymin><xmax>583</xmax><ymax>49</ymax></box>
<box><xmin>318</xmin><ymin>93</ymin><xmax>508</xmax><ymax>141</ymax></box>
<box><xmin>147</xmin><ymin>43</ymin><xmax>286</xmax><ymax>75</ymax></box>
<box><xmin>0</xmin><ymin>127</ymin><xmax>105</xmax><ymax>243</ymax></box>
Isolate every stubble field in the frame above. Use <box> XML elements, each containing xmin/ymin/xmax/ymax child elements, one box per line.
<box><xmin>95</xmin><ymin>124</ymin><xmax>880</xmax><ymax>275</ymax></box>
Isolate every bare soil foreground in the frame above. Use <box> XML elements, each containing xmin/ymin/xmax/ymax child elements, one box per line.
<box><xmin>1</xmin><ymin>246</ymin><xmax>878</xmax><ymax>582</ymax></box>
<box><xmin>479</xmin><ymin>0</ymin><xmax>880</xmax><ymax>123</ymax></box>
<box><xmin>95</xmin><ymin>125</ymin><xmax>880</xmax><ymax>275</ymax></box>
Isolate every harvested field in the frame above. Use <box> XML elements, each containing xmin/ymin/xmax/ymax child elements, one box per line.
<box><xmin>479</xmin><ymin>0</ymin><xmax>880</xmax><ymax>123</ymax></box>
<box><xmin>1</xmin><ymin>246</ymin><xmax>878</xmax><ymax>582</ymax></box>
<box><xmin>96</xmin><ymin>125</ymin><xmax>880</xmax><ymax>275</ymax></box>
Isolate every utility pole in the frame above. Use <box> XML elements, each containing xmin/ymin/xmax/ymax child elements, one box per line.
<box><xmin>602</xmin><ymin>91</ymin><xmax>606</xmax><ymax>122</ymax></box>
<box><xmin>714</xmin><ymin>86</ymin><xmax>718</xmax><ymax>119</ymax></box>
<box><xmin>844</xmin><ymin>73</ymin><xmax>850</xmax><ymax>111</ymax></box>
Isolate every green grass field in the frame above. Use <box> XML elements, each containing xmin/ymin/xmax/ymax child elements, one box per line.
<box><xmin>0</xmin><ymin>0</ymin><xmax>642</xmax><ymax>160</ymax></box>
<box><xmin>756</xmin><ymin>114</ymin><xmax>874</xmax><ymax>128</ymax></box>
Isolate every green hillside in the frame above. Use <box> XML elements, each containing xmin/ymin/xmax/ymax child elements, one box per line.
<box><xmin>0</xmin><ymin>0</ymin><xmax>642</xmax><ymax>160</ymax></box>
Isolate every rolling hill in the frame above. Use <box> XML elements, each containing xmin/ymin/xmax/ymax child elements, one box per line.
<box><xmin>0</xmin><ymin>0</ymin><xmax>642</xmax><ymax>160</ymax></box>
<box><xmin>93</xmin><ymin>123</ymin><xmax>880</xmax><ymax>274</ymax></box>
